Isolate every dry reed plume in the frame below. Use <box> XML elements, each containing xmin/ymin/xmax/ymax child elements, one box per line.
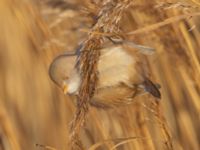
<box><xmin>0</xmin><ymin>0</ymin><xmax>200</xmax><ymax>150</ymax></box>
<box><xmin>69</xmin><ymin>1</ymin><xmax>131</xmax><ymax>149</ymax></box>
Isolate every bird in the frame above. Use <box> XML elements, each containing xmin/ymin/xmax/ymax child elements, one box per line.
<box><xmin>49</xmin><ymin>38</ymin><xmax>161</xmax><ymax>108</ymax></box>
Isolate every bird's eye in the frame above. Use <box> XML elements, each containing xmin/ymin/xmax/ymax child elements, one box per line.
<box><xmin>63</xmin><ymin>76</ymin><xmax>69</xmax><ymax>80</ymax></box>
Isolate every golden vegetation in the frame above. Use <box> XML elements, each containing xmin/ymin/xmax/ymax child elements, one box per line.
<box><xmin>0</xmin><ymin>0</ymin><xmax>199</xmax><ymax>150</ymax></box>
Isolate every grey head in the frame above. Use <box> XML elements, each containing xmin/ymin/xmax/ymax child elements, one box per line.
<box><xmin>49</xmin><ymin>54</ymin><xmax>76</xmax><ymax>88</ymax></box>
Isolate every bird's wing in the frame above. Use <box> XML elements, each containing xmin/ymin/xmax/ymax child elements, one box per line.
<box><xmin>91</xmin><ymin>84</ymin><xmax>136</xmax><ymax>108</ymax></box>
<box><xmin>123</xmin><ymin>40</ymin><xmax>155</xmax><ymax>55</ymax></box>
<box><xmin>105</xmin><ymin>36</ymin><xmax>155</xmax><ymax>55</ymax></box>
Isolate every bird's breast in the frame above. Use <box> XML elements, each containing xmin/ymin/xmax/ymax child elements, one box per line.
<box><xmin>97</xmin><ymin>46</ymin><xmax>137</xmax><ymax>88</ymax></box>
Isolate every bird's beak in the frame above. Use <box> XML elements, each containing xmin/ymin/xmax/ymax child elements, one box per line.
<box><xmin>62</xmin><ymin>83</ymin><xmax>68</xmax><ymax>95</ymax></box>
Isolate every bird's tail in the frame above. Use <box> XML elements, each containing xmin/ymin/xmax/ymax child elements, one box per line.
<box><xmin>136</xmin><ymin>78</ymin><xmax>161</xmax><ymax>99</ymax></box>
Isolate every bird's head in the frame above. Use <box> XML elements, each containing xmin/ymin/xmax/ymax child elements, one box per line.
<box><xmin>49</xmin><ymin>54</ymin><xmax>80</xmax><ymax>94</ymax></box>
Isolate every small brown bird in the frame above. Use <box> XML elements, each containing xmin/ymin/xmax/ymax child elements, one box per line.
<box><xmin>49</xmin><ymin>39</ymin><xmax>161</xmax><ymax>108</ymax></box>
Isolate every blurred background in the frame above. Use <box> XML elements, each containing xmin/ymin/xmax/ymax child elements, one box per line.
<box><xmin>0</xmin><ymin>0</ymin><xmax>199</xmax><ymax>150</ymax></box>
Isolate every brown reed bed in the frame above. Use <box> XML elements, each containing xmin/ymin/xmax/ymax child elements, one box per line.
<box><xmin>0</xmin><ymin>0</ymin><xmax>200</xmax><ymax>150</ymax></box>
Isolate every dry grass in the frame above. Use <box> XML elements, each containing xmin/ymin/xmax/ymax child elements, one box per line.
<box><xmin>0</xmin><ymin>0</ymin><xmax>200</xmax><ymax>150</ymax></box>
